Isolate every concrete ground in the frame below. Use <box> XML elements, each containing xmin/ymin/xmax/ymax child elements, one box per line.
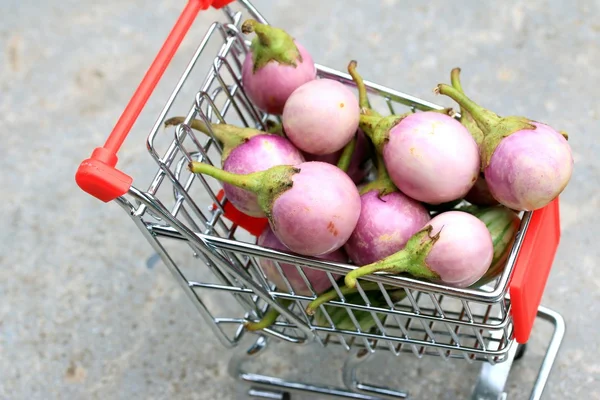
<box><xmin>1</xmin><ymin>0</ymin><xmax>599</xmax><ymax>399</ymax></box>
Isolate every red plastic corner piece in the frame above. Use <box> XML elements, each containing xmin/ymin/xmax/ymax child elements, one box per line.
<box><xmin>509</xmin><ymin>197</ymin><xmax>561</xmax><ymax>343</ymax></box>
<box><xmin>213</xmin><ymin>190</ymin><xmax>269</xmax><ymax>237</ymax></box>
<box><xmin>196</xmin><ymin>0</ymin><xmax>235</xmax><ymax>9</ymax></box>
<box><xmin>75</xmin><ymin>147</ymin><xmax>133</xmax><ymax>203</ymax></box>
<box><xmin>210</xmin><ymin>0</ymin><xmax>236</xmax><ymax>8</ymax></box>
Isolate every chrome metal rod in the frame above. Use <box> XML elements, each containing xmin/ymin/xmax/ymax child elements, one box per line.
<box><xmin>239</xmin><ymin>373</ymin><xmax>393</xmax><ymax>400</ymax></box>
<box><xmin>247</xmin><ymin>388</ymin><xmax>288</xmax><ymax>400</ymax></box>
<box><xmin>118</xmin><ymin>201</ymin><xmax>236</xmax><ymax>348</ymax></box>
<box><xmin>343</xmin><ymin>350</ymin><xmax>408</xmax><ymax>399</ymax></box>
<box><xmin>529</xmin><ymin>306</ymin><xmax>566</xmax><ymax>400</ymax></box>
<box><xmin>149</xmin><ymin>222</ymin><xmax>518</xmax><ymax>304</ymax></box>
<box><xmin>470</xmin><ymin>341</ymin><xmax>519</xmax><ymax>400</ymax></box>
<box><xmin>470</xmin><ymin>305</ymin><xmax>566</xmax><ymax>400</ymax></box>
<box><xmin>130</xmin><ymin>188</ymin><xmax>317</xmax><ymax>340</ymax></box>
<box><xmin>230</xmin><ymin>337</ymin><xmax>388</xmax><ymax>400</ymax></box>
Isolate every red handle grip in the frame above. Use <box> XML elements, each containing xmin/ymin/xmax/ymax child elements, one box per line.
<box><xmin>75</xmin><ymin>0</ymin><xmax>235</xmax><ymax>202</ymax></box>
<box><xmin>509</xmin><ymin>197</ymin><xmax>561</xmax><ymax>343</ymax></box>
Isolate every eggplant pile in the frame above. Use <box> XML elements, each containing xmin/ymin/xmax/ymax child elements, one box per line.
<box><xmin>175</xmin><ymin>20</ymin><xmax>573</xmax><ymax>331</ymax></box>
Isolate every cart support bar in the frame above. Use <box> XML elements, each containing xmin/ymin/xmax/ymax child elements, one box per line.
<box><xmin>75</xmin><ymin>0</ymin><xmax>234</xmax><ymax>202</ymax></box>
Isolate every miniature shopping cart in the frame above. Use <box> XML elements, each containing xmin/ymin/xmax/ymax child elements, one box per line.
<box><xmin>75</xmin><ymin>1</ymin><xmax>566</xmax><ymax>398</ymax></box>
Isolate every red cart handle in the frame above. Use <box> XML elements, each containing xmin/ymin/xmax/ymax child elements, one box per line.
<box><xmin>75</xmin><ymin>0</ymin><xmax>235</xmax><ymax>202</ymax></box>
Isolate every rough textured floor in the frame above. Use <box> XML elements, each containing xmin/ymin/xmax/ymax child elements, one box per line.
<box><xmin>1</xmin><ymin>0</ymin><xmax>599</xmax><ymax>399</ymax></box>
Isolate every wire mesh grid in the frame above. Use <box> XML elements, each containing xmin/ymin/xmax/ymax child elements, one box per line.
<box><xmin>116</xmin><ymin>1</ymin><xmax>522</xmax><ymax>363</ymax></box>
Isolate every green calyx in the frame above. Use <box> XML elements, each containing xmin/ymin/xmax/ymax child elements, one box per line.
<box><xmin>450</xmin><ymin>68</ymin><xmax>484</xmax><ymax>147</ymax></box>
<box><xmin>435</xmin><ymin>82</ymin><xmax>536</xmax><ymax>169</ymax></box>
<box><xmin>359</xmin><ymin>154</ymin><xmax>397</xmax><ymax>197</ymax></box>
<box><xmin>242</xmin><ymin>19</ymin><xmax>303</xmax><ymax>73</ymax></box>
<box><xmin>165</xmin><ymin>116</ymin><xmax>271</xmax><ymax>161</ymax></box>
<box><xmin>188</xmin><ymin>162</ymin><xmax>300</xmax><ymax>220</ymax></box>
<box><xmin>344</xmin><ymin>225</ymin><xmax>442</xmax><ymax>288</ymax></box>
<box><xmin>360</xmin><ymin>113</ymin><xmax>406</xmax><ymax>154</ymax></box>
<box><xmin>348</xmin><ymin>61</ymin><xmax>453</xmax><ymax>154</ymax></box>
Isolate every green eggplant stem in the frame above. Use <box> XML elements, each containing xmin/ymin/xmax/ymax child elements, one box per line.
<box><xmin>348</xmin><ymin>61</ymin><xmax>409</xmax><ymax>154</ymax></box>
<box><xmin>165</xmin><ymin>116</ymin><xmax>209</xmax><ymax>134</ymax></box>
<box><xmin>313</xmin><ymin>288</ymin><xmax>407</xmax><ymax>332</ymax></box>
<box><xmin>345</xmin><ymin>226</ymin><xmax>441</xmax><ymax>288</ymax></box>
<box><xmin>373</xmin><ymin>153</ymin><xmax>389</xmax><ymax>181</ymax></box>
<box><xmin>244</xmin><ymin>299</ymin><xmax>293</xmax><ymax>331</ymax></box>
<box><xmin>188</xmin><ymin>161</ymin><xmax>300</xmax><ymax>217</ymax></box>
<box><xmin>165</xmin><ymin>116</ymin><xmax>278</xmax><ymax>139</ymax></box>
<box><xmin>306</xmin><ymin>281</ymin><xmax>385</xmax><ymax>316</ymax></box>
<box><xmin>359</xmin><ymin>153</ymin><xmax>397</xmax><ymax>196</ymax></box>
<box><xmin>435</xmin><ymin>84</ymin><xmax>499</xmax><ymax>133</ymax></box>
<box><xmin>188</xmin><ymin>162</ymin><xmax>263</xmax><ymax>193</ymax></box>
<box><xmin>165</xmin><ymin>116</ymin><xmax>271</xmax><ymax>160</ymax></box>
<box><xmin>337</xmin><ymin>134</ymin><xmax>357</xmax><ymax>172</ymax></box>
<box><xmin>448</xmin><ymin>68</ymin><xmax>484</xmax><ymax>146</ymax></box>
<box><xmin>450</xmin><ymin>68</ymin><xmax>464</xmax><ymax>92</ymax></box>
<box><xmin>436</xmin><ymin>82</ymin><xmax>539</xmax><ymax>168</ymax></box>
<box><xmin>347</xmin><ymin>60</ymin><xmax>374</xmax><ymax>112</ymax></box>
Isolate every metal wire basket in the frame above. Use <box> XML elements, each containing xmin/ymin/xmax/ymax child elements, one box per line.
<box><xmin>75</xmin><ymin>1</ymin><xmax>566</xmax><ymax>398</ymax></box>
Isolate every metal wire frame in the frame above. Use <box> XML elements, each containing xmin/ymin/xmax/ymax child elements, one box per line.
<box><xmin>146</xmin><ymin>222</ymin><xmax>514</xmax><ymax>364</ymax></box>
<box><xmin>111</xmin><ymin>1</ymin><xmax>531</xmax><ymax>361</ymax></box>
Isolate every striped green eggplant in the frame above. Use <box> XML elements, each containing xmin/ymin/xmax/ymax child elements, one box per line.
<box><xmin>244</xmin><ymin>283</ymin><xmax>405</xmax><ymax>333</ymax></box>
<box><xmin>311</xmin><ymin>283</ymin><xmax>406</xmax><ymax>332</ymax></box>
<box><xmin>460</xmin><ymin>204</ymin><xmax>521</xmax><ymax>287</ymax></box>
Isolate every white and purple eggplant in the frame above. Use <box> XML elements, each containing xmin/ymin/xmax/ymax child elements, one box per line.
<box><xmin>241</xmin><ymin>19</ymin><xmax>316</xmax><ymax>115</ymax></box>
<box><xmin>348</xmin><ymin>61</ymin><xmax>480</xmax><ymax>205</ymax></box>
<box><xmin>460</xmin><ymin>205</ymin><xmax>521</xmax><ymax>287</ymax></box>
<box><xmin>257</xmin><ymin>225</ymin><xmax>346</xmax><ymax>296</ymax></box>
<box><xmin>344</xmin><ymin>211</ymin><xmax>494</xmax><ymax>289</ymax></box>
<box><xmin>344</xmin><ymin>155</ymin><xmax>431</xmax><ymax>265</ymax></box>
<box><xmin>436</xmin><ymin>73</ymin><xmax>573</xmax><ymax>211</ymax></box>
<box><xmin>188</xmin><ymin>160</ymin><xmax>361</xmax><ymax>256</ymax></box>
<box><xmin>282</xmin><ymin>78</ymin><xmax>360</xmax><ymax>155</ymax></box>
<box><xmin>166</xmin><ymin>117</ymin><xmax>304</xmax><ymax>217</ymax></box>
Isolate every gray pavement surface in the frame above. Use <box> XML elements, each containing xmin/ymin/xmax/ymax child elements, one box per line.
<box><xmin>1</xmin><ymin>0</ymin><xmax>599</xmax><ymax>399</ymax></box>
